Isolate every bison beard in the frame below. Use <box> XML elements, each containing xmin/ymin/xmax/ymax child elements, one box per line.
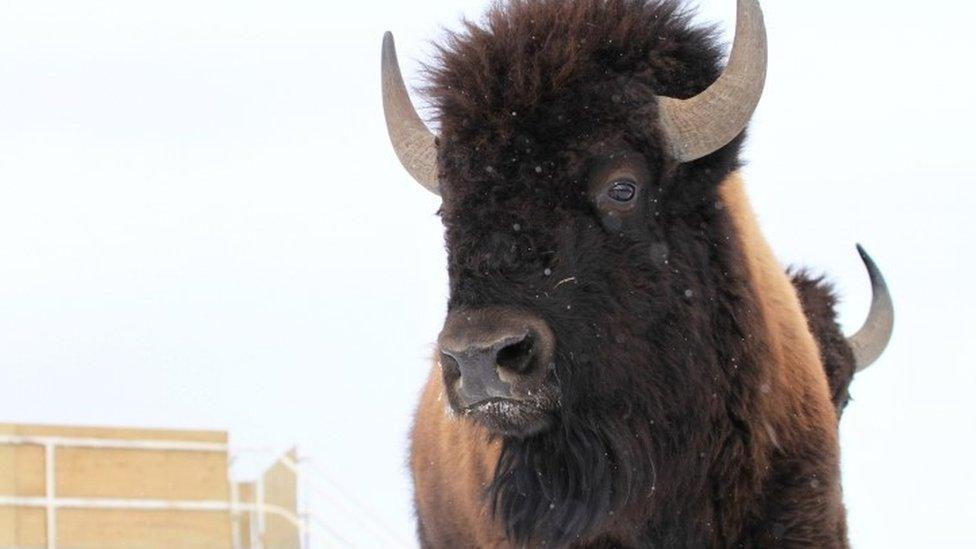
<box><xmin>385</xmin><ymin>0</ymin><xmax>888</xmax><ymax>547</ymax></box>
<box><xmin>483</xmin><ymin>211</ymin><xmax>795</xmax><ymax>546</ymax></box>
<box><xmin>487</xmin><ymin>271</ymin><xmax>862</xmax><ymax>546</ymax></box>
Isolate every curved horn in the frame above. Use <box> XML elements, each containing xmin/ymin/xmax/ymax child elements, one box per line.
<box><xmin>849</xmin><ymin>245</ymin><xmax>894</xmax><ymax>372</ymax></box>
<box><xmin>657</xmin><ymin>0</ymin><xmax>768</xmax><ymax>162</ymax></box>
<box><xmin>382</xmin><ymin>32</ymin><xmax>440</xmax><ymax>195</ymax></box>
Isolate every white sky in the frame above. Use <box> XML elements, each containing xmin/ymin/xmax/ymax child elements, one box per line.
<box><xmin>1</xmin><ymin>0</ymin><xmax>973</xmax><ymax>546</ymax></box>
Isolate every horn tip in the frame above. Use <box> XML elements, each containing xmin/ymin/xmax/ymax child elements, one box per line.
<box><xmin>855</xmin><ymin>243</ymin><xmax>883</xmax><ymax>283</ymax></box>
<box><xmin>382</xmin><ymin>32</ymin><xmax>400</xmax><ymax>74</ymax></box>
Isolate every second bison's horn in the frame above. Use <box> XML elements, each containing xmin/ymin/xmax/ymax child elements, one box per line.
<box><xmin>848</xmin><ymin>245</ymin><xmax>895</xmax><ymax>373</ymax></box>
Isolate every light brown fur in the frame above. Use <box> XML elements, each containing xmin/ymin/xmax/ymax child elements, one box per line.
<box><xmin>410</xmin><ymin>365</ymin><xmax>507</xmax><ymax>547</ymax></box>
<box><xmin>718</xmin><ymin>175</ymin><xmax>838</xmax><ymax>434</ymax></box>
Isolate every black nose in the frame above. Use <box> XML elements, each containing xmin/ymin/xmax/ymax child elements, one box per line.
<box><xmin>442</xmin><ymin>332</ymin><xmax>536</xmax><ymax>401</ymax></box>
<box><xmin>438</xmin><ymin>308</ymin><xmax>553</xmax><ymax>408</ymax></box>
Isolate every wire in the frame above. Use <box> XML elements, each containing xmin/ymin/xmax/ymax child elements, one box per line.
<box><xmin>231</xmin><ymin>447</ymin><xmax>412</xmax><ymax>548</ymax></box>
<box><xmin>284</xmin><ymin>456</ymin><xmax>412</xmax><ymax>548</ymax></box>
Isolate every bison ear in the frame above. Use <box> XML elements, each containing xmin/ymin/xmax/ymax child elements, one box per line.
<box><xmin>381</xmin><ymin>32</ymin><xmax>441</xmax><ymax>196</ymax></box>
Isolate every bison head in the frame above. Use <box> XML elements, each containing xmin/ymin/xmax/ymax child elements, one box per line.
<box><xmin>384</xmin><ymin>0</ymin><xmax>767</xmax><ymax>439</ymax></box>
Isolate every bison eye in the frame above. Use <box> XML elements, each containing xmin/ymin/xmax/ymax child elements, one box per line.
<box><xmin>607</xmin><ymin>180</ymin><xmax>637</xmax><ymax>202</ymax></box>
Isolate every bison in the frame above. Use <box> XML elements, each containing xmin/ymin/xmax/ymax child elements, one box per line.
<box><xmin>380</xmin><ymin>0</ymin><xmax>894</xmax><ymax>546</ymax></box>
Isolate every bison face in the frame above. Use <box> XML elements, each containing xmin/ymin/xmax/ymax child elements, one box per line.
<box><xmin>435</xmin><ymin>139</ymin><xmax>677</xmax><ymax>438</ymax></box>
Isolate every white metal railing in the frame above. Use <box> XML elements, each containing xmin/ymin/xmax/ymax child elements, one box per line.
<box><xmin>0</xmin><ymin>434</ymin><xmax>410</xmax><ymax>548</ymax></box>
<box><xmin>277</xmin><ymin>456</ymin><xmax>408</xmax><ymax>547</ymax></box>
<box><xmin>0</xmin><ymin>434</ymin><xmax>320</xmax><ymax>549</ymax></box>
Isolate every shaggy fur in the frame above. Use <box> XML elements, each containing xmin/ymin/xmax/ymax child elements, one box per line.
<box><xmin>408</xmin><ymin>1</ymin><xmax>849</xmax><ymax>547</ymax></box>
<box><xmin>791</xmin><ymin>272</ymin><xmax>857</xmax><ymax>416</ymax></box>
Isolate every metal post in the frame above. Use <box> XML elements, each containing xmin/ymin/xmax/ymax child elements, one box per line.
<box><xmin>44</xmin><ymin>443</ymin><xmax>57</xmax><ymax>549</ymax></box>
<box><xmin>299</xmin><ymin>457</ymin><xmax>311</xmax><ymax>549</ymax></box>
<box><xmin>255</xmin><ymin>478</ymin><xmax>266</xmax><ymax>549</ymax></box>
<box><xmin>230</xmin><ymin>481</ymin><xmax>241</xmax><ymax>549</ymax></box>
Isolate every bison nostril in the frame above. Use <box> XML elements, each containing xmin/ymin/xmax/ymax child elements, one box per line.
<box><xmin>440</xmin><ymin>351</ymin><xmax>461</xmax><ymax>380</ymax></box>
<box><xmin>496</xmin><ymin>334</ymin><xmax>535</xmax><ymax>374</ymax></box>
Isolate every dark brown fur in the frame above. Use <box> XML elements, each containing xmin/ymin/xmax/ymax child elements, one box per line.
<box><xmin>791</xmin><ymin>271</ymin><xmax>857</xmax><ymax>416</ymax></box>
<box><xmin>406</xmin><ymin>1</ymin><xmax>850</xmax><ymax>546</ymax></box>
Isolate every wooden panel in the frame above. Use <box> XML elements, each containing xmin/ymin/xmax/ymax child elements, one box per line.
<box><xmin>55</xmin><ymin>448</ymin><xmax>228</xmax><ymax>501</ymax></box>
<box><xmin>0</xmin><ymin>445</ymin><xmax>46</xmax><ymax>549</ymax></box>
<box><xmin>262</xmin><ymin>450</ymin><xmax>300</xmax><ymax>549</ymax></box>
<box><xmin>0</xmin><ymin>506</ymin><xmax>46</xmax><ymax>549</ymax></box>
<box><xmin>57</xmin><ymin>509</ymin><xmax>231</xmax><ymax>549</ymax></box>
<box><xmin>235</xmin><ymin>482</ymin><xmax>255</xmax><ymax>548</ymax></box>
<box><xmin>56</xmin><ymin>447</ymin><xmax>228</xmax><ymax>501</ymax></box>
<box><xmin>0</xmin><ymin>444</ymin><xmax>45</xmax><ymax>497</ymax></box>
<box><xmin>0</xmin><ymin>423</ymin><xmax>228</xmax><ymax>501</ymax></box>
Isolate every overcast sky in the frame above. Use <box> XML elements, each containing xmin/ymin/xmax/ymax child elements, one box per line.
<box><xmin>1</xmin><ymin>1</ymin><xmax>973</xmax><ymax>547</ymax></box>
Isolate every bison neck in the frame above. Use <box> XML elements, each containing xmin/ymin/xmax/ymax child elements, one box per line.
<box><xmin>719</xmin><ymin>174</ymin><xmax>835</xmax><ymax>420</ymax></box>
<box><xmin>410</xmin><ymin>174</ymin><xmax>846</xmax><ymax>548</ymax></box>
<box><xmin>714</xmin><ymin>175</ymin><xmax>846</xmax><ymax>544</ymax></box>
